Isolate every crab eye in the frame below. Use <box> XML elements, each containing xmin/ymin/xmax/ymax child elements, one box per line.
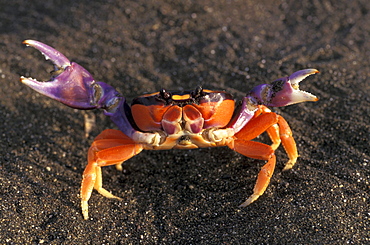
<box><xmin>191</xmin><ymin>86</ymin><xmax>204</xmax><ymax>98</ymax></box>
<box><xmin>159</xmin><ymin>89</ymin><xmax>171</xmax><ymax>100</ymax></box>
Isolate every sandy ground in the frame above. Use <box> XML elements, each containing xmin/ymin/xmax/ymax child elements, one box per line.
<box><xmin>0</xmin><ymin>0</ymin><xmax>369</xmax><ymax>244</ymax></box>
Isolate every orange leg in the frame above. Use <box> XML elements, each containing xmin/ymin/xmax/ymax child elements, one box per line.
<box><xmin>81</xmin><ymin>129</ymin><xmax>143</xmax><ymax>219</ymax></box>
<box><xmin>259</xmin><ymin>105</ymin><xmax>298</xmax><ymax>170</ymax></box>
<box><xmin>230</xmin><ymin>105</ymin><xmax>299</xmax><ymax>206</ymax></box>
<box><xmin>248</xmin><ymin>106</ymin><xmax>282</xmax><ymax>150</ymax></box>
<box><xmin>266</xmin><ymin>123</ymin><xmax>281</xmax><ymax>150</ymax></box>
<box><xmin>276</xmin><ymin>115</ymin><xmax>298</xmax><ymax>170</ymax></box>
<box><xmin>234</xmin><ymin>110</ymin><xmax>279</xmax><ymax>141</ymax></box>
<box><xmin>236</xmin><ymin>105</ymin><xmax>298</xmax><ymax>170</ymax></box>
<box><xmin>227</xmin><ymin>139</ymin><xmax>276</xmax><ymax>207</ymax></box>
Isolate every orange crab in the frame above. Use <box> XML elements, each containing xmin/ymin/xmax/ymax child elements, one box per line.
<box><xmin>21</xmin><ymin>40</ymin><xmax>319</xmax><ymax>219</ymax></box>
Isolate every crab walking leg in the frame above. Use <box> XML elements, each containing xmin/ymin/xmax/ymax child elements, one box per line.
<box><xmin>264</xmin><ymin>116</ymin><xmax>298</xmax><ymax>170</ymax></box>
<box><xmin>228</xmin><ymin>140</ymin><xmax>276</xmax><ymax>207</ymax></box>
<box><xmin>254</xmin><ymin>106</ymin><xmax>281</xmax><ymax>150</ymax></box>
<box><xmin>81</xmin><ymin>129</ymin><xmax>143</xmax><ymax>219</ymax></box>
<box><xmin>235</xmin><ymin>105</ymin><xmax>299</xmax><ymax>170</ymax></box>
<box><xmin>254</xmin><ymin>105</ymin><xmax>299</xmax><ymax>170</ymax></box>
<box><xmin>257</xmin><ymin>106</ymin><xmax>299</xmax><ymax>170</ymax></box>
<box><xmin>276</xmin><ymin>115</ymin><xmax>298</xmax><ymax>170</ymax></box>
<box><xmin>234</xmin><ymin>109</ymin><xmax>280</xmax><ymax>142</ymax></box>
<box><xmin>266</xmin><ymin>124</ymin><xmax>281</xmax><ymax>150</ymax></box>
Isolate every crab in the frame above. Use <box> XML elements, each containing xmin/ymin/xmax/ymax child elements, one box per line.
<box><xmin>20</xmin><ymin>40</ymin><xmax>319</xmax><ymax>220</ymax></box>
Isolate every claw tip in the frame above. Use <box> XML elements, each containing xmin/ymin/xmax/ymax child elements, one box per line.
<box><xmin>22</xmin><ymin>39</ymin><xmax>36</xmax><ymax>46</ymax></box>
<box><xmin>21</xmin><ymin>40</ymin><xmax>71</xmax><ymax>69</ymax></box>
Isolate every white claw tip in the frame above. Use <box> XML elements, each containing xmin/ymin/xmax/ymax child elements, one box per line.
<box><xmin>289</xmin><ymin>69</ymin><xmax>319</xmax><ymax>86</ymax></box>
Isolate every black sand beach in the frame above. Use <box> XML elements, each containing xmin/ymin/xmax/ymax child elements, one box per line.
<box><xmin>0</xmin><ymin>1</ymin><xmax>369</xmax><ymax>243</ymax></box>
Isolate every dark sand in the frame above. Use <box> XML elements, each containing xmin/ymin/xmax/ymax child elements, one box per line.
<box><xmin>0</xmin><ymin>0</ymin><xmax>369</xmax><ymax>244</ymax></box>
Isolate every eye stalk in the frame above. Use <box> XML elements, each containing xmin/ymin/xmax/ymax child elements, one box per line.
<box><xmin>157</xmin><ymin>88</ymin><xmax>173</xmax><ymax>104</ymax></box>
<box><xmin>191</xmin><ymin>86</ymin><xmax>204</xmax><ymax>99</ymax></box>
<box><xmin>159</xmin><ymin>88</ymin><xmax>171</xmax><ymax>100</ymax></box>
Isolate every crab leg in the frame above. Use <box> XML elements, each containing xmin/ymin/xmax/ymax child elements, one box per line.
<box><xmin>238</xmin><ymin>105</ymin><xmax>299</xmax><ymax>169</ymax></box>
<box><xmin>229</xmin><ymin>105</ymin><xmax>300</xmax><ymax>206</ymax></box>
<box><xmin>275</xmin><ymin>114</ymin><xmax>298</xmax><ymax>171</ymax></box>
<box><xmin>228</xmin><ymin>139</ymin><xmax>276</xmax><ymax>207</ymax></box>
<box><xmin>231</xmin><ymin>69</ymin><xmax>319</xmax><ymax>133</ymax></box>
<box><xmin>82</xmin><ymin>129</ymin><xmax>143</xmax><ymax>219</ymax></box>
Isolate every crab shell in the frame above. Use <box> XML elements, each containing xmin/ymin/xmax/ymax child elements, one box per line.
<box><xmin>130</xmin><ymin>88</ymin><xmax>235</xmax><ymax>149</ymax></box>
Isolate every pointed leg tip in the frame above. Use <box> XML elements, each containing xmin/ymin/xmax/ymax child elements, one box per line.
<box><xmin>238</xmin><ymin>202</ymin><xmax>249</xmax><ymax>208</ymax></box>
<box><xmin>239</xmin><ymin>194</ymin><xmax>259</xmax><ymax>208</ymax></box>
<box><xmin>113</xmin><ymin>196</ymin><xmax>123</xmax><ymax>201</ymax></box>
<box><xmin>81</xmin><ymin>201</ymin><xmax>89</xmax><ymax>220</ymax></box>
<box><xmin>115</xmin><ymin>163</ymin><xmax>123</xmax><ymax>171</ymax></box>
<box><xmin>282</xmin><ymin>160</ymin><xmax>296</xmax><ymax>171</ymax></box>
<box><xmin>96</xmin><ymin>187</ymin><xmax>123</xmax><ymax>200</ymax></box>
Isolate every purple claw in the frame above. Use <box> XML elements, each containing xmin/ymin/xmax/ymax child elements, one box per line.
<box><xmin>20</xmin><ymin>40</ymin><xmax>136</xmax><ymax>138</ymax></box>
<box><xmin>230</xmin><ymin>69</ymin><xmax>319</xmax><ymax>133</ymax></box>
<box><xmin>249</xmin><ymin>69</ymin><xmax>319</xmax><ymax>107</ymax></box>
<box><xmin>21</xmin><ymin>40</ymin><xmax>101</xmax><ymax>109</ymax></box>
